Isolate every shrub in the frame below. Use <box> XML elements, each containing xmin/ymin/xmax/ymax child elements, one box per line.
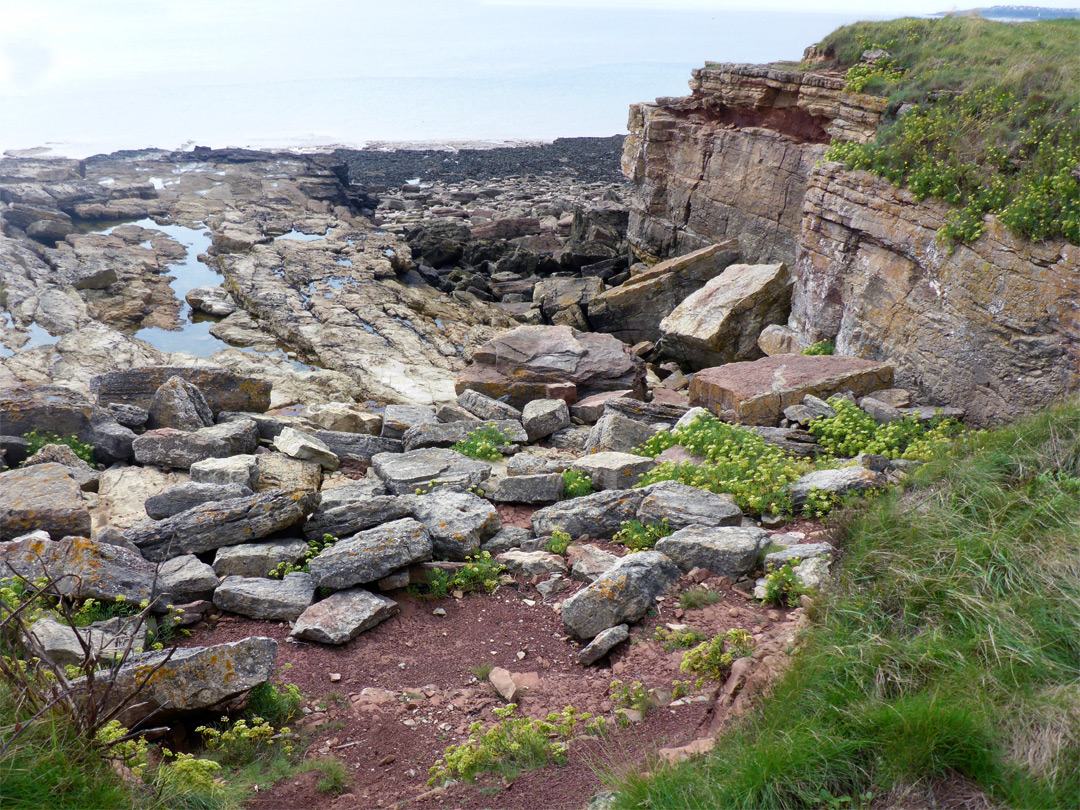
<box><xmin>23</xmin><ymin>429</ymin><xmax>96</xmax><ymax>465</ymax></box>
<box><xmin>409</xmin><ymin>552</ymin><xmax>506</xmax><ymax>597</ymax></box>
<box><xmin>545</xmin><ymin>529</ymin><xmax>572</xmax><ymax>555</ymax></box>
<box><xmin>245</xmin><ymin>681</ymin><xmax>302</xmax><ymax>727</ymax></box>
<box><xmin>451</xmin><ymin>424</ymin><xmax>515</xmax><ymax>461</ymax></box>
<box><xmin>562</xmin><ymin>467</ymin><xmax>595</xmax><ymax>498</ymax></box>
<box><xmin>653</xmin><ymin>626</ymin><xmax>707</xmax><ymax>651</ymax></box>
<box><xmin>613</xmin><ymin>519</ymin><xmax>674</xmax><ymax>551</ymax></box>
<box><xmin>680</xmin><ymin>629</ymin><xmax>756</xmax><ymax>688</ymax></box>
<box><xmin>802</xmin><ymin>486</ymin><xmax>840</xmax><ymax>519</ymax></box>
<box><xmin>801</xmin><ymin>339</ymin><xmax>835</xmax><ymax>356</ymax></box>
<box><xmin>196</xmin><ymin>716</ymin><xmax>295</xmax><ymax>767</ymax></box>
<box><xmin>609</xmin><ymin>680</ymin><xmax>654</xmax><ymax>718</ymax></box>
<box><xmin>762</xmin><ymin>563</ymin><xmax>807</xmax><ymax>608</ymax></box>
<box><xmin>808</xmin><ymin>396</ymin><xmax>962</xmax><ymax>461</ymax></box>
<box><xmin>269</xmin><ymin>533</ymin><xmax>337</xmax><ymax>579</ymax></box>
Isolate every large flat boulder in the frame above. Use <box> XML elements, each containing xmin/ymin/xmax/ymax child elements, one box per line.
<box><xmin>145</xmin><ymin>482</ymin><xmax>254</xmax><ymax>520</ymax></box>
<box><xmin>290</xmin><ymin>589</ymin><xmax>398</xmax><ymax>645</ymax></box>
<box><xmin>689</xmin><ymin>355</ymin><xmax>894</xmax><ymax>426</ymax></box>
<box><xmin>0</xmin><ymin>384</ymin><xmax>95</xmax><ymax>443</ymax></box>
<box><xmin>313</xmin><ymin>430</ymin><xmax>402</xmax><ymax>462</ymax></box>
<box><xmin>571</xmin><ymin>451</ymin><xmax>655</xmax><ymax>490</ymax></box>
<box><xmin>589</xmin><ymin>242</ymin><xmax>740</xmax><ymax>344</ymax></box>
<box><xmin>659</xmin><ymin>262</ymin><xmax>792</xmax><ymax>368</ymax></box>
<box><xmin>302</xmin><ymin>495</ymin><xmax>412</xmax><ymax>542</ymax></box>
<box><xmin>654</xmin><ymin>525</ymin><xmax>769</xmax><ymax>578</ymax></box>
<box><xmin>90</xmin><ymin>367</ymin><xmax>272</xmax><ymax>415</ymax></box>
<box><xmin>307</xmin><ymin>518</ymin><xmax>433</xmax><ymax>590</ymax></box>
<box><xmin>132</xmin><ymin>421</ymin><xmax>260</xmax><ymax>469</ymax></box>
<box><xmin>560</xmin><ymin>551</ymin><xmax>680</xmax><ymax>640</ymax></box>
<box><xmin>636</xmin><ymin>481</ymin><xmax>742</xmax><ymax>529</ymax></box>
<box><xmin>531</xmin><ymin>489</ymin><xmax>647</xmax><ymax>539</ymax></box>
<box><xmin>0</xmin><ymin>463</ymin><xmax>90</xmax><ymax>540</ymax></box>
<box><xmin>408</xmin><ymin>489</ymin><xmax>501</xmax><ymax>560</ymax></box>
<box><xmin>456</xmin><ymin>325</ymin><xmax>646</xmax><ymax>409</ymax></box>
<box><xmin>126</xmin><ymin>489</ymin><xmax>318</xmax><ymax>562</ymax></box>
<box><xmin>371</xmin><ymin>448</ymin><xmax>492</xmax><ymax>496</ymax></box>
<box><xmin>213</xmin><ymin>573</ymin><xmax>314</xmax><ymax>621</ymax></box>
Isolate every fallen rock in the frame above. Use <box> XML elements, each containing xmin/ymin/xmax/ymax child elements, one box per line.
<box><xmin>689</xmin><ymin>355</ymin><xmax>894</xmax><ymax>426</ymax></box>
<box><xmin>212</xmin><ymin>538</ymin><xmax>309</xmax><ymax>578</ymax></box>
<box><xmin>371</xmin><ymin>448</ymin><xmax>492</xmax><ymax>496</ymax></box>
<box><xmin>185</xmin><ymin>286</ymin><xmax>237</xmax><ymax>317</ymax></box>
<box><xmin>584</xmin><ymin>412</ymin><xmax>660</xmax><ymax>454</ymax></box>
<box><xmin>401</xmin><ymin>419</ymin><xmax>526</xmax><ymax>453</ymax></box>
<box><xmin>488</xmin><ymin>666</ymin><xmax>518</xmax><ymax>701</ymax></box>
<box><xmin>506</xmin><ymin>454</ymin><xmax>568</xmax><ymax>476</ymax></box>
<box><xmin>127</xmin><ymin>489</ymin><xmax>318</xmax><ymax>562</ymax></box>
<box><xmin>25</xmin><ymin>615</ymin><xmax>145</xmax><ymax>667</ymax></box>
<box><xmin>253</xmin><ymin>453</ymin><xmax>323</xmax><ymax>492</ymax></box>
<box><xmin>521</xmin><ymin>398</ymin><xmax>570</xmax><ymax>442</ymax></box>
<box><xmin>303</xmin><ymin>402</ymin><xmax>382</xmax><ymax>435</ymax></box>
<box><xmin>213</xmin><ymin>572</ymin><xmax>314</xmax><ymax>621</ymax></box>
<box><xmin>636</xmin><ymin>480</ymin><xmax>742</xmax><ymax>529</ymax></box>
<box><xmin>91</xmin><ymin>367</ymin><xmax>272</xmax><ymax>415</ymax></box>
<box><xmin>757</xmin><ymin>324</ymin><xmax>808</xmax><ymax>355</ymax></box>
<box><xmin>0</xmin><ymin>384</ymin><xmax>94</xmax><ymax>445</ymax></box>
<box><xmin>457</xmin><ymin>325</ymin><xmax>646</xmax><ymax>409</ymax></box>
<box><xmin>189</xmin><ymin>456</ymin><xmax>259</xmax><ymax>488</ymax></box>
<box><xmin>570</xmin><ymin>390</ymin><xmax>633</xmax><ymax>423</ymax></box>
<box><xmin>763</xmin><ymin>542</ymin><xmax>835</xmax><ymax>567</ymax></box>
<box><xmin>567</xmin><ymin>544</ymin><xmax>620</xmax><ymax>582</ymax></box>
<box><xmin>146</xmin><ymin>376</ymin><xmax>214</xmax><ymax>431</ymax></box>
<box><xmin>481</xmin><ymin>526</ymin><xmax>533</xmax><ymax>555</ymax></box>
<box><xmin>571</xmin><ymin>451</ymin><xmax>655</xmax><ymax>490</ymax></box>
<box><xmin>302</xmin><ymin>495</ymin><xmax>413</xmax><ymax>543</ymax></box>
<box><xmin>457</xmin><ymin>389</ymin><xmax>522</xmax><ymax>422</ymax></box>
<box><xmin>654</xmin><ymin>526</ymin><xmax>768</xmax><ymax>577</ymax></box>
<box><xmin>788</xmin><ymin>466</ymin><xmax>886</xmax><ymax>509</ymax></box>
<box><xmin>578</xmin><ymin>623</ymin><xmax>629</xmax><ymax>665</ymax></box>
<box><xmin>273</xmin><ymin>427</ymin><xmax>339</xmax><ymax>471</ymax></box>
<box><xmin>0</xmin><ymin>463</ymin><xmax>90</xmax><ymax>540</ymax></box>
<box><xmin>561</xmin><ymin>551</ymin><xmax>680</xmax><ymax>640</ymax></box>
<box><xmin>314</xmin><ymin>430</ymin><xmax>402</xmax><ymax>462</ymax></box>
<box><xmin>380</xmin><ymin>405</ymin><xmax>438</xmax><ymax>440</ymax></box>
<box><xmin>485</xmin><ymin>473</ymin><xmax>564</xmax><ymax>504</ymax></box>
<box><xmin>22</xmin><ymin>444</ymin><xmax>99</xmax><ymax>491</ymax></box>
<box><xmin>408</xmin><ymin>489</ymin><xmax>501</xmax><ymax>560</ymax></box>
<box><xmin>307</xmin><ymin>518</ymin><xmax>433</xmax><ymax>590</ymax></box>
<box><xmin>132</xmin><ymin>420</ymin><xmax>260</xmax><ymax>470</ymax></box>
<box><xmin>290</xmin><ymin>589</ymin><xmax>398</xmax><ymax>645</ymax></box>
<box><xmin>495</xmin><ymin>550</ymin><xmax>568</xmax><ymax>577</ymax></box>
<box><xmin>532</xmin><ymin>489</ymin><xmax>647</xmax><ymax>539</ymax></box>
<box><xmin>144</xmin><ymin>482</ymin><xmax>254</xmax><ymax>520</ymax></box>
<box><xmin>159</xmin><ymin>554</ymin><xmax>219</xmax><ymax>603</ymax></box>
<box><xmin>659</xmin><ymin>262</ymin><xmax>792</xmax><ymax>367</ymax></box>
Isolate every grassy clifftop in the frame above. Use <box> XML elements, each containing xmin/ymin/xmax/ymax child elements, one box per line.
<box><xmin>813</xmin><ymin>17</ymin><xmax>1079</xmax><ymax>246</ymax></box>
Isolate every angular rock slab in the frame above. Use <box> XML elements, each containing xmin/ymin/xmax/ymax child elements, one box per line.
<box><xmin>189</xmin><ymin>455</ymin><xmax>259</xmax><ymax>488</ymax></box>
<box><xmin>253</xmin><ymin>453</ymin><xmax>322</xmax><ymax>492</ymax></box>
<box><xmin>0</xmin><ymin>534</ymin><xmax>159</xmax><ymax>604</ymax></box>
<box><xmin>567</xmin><ymin>544</ymin><xmax>620</xmax><ymax>582</ymax></box>
<box><xmin>486</xmin><ymin>473</ymin><xmax>564</xmax><ymax>504</ymax></box>
<box><xmin>144</xmin><ymin>482</ymin><xmax>254</xmax><ymax>521</ymax></box>
<box><xmin>788</xmin><ymin>466</ymin><xmax>886</xmax><ymax>509</ymax></box>
<box><xmin>532</xmin><ymin>489</ymin><xmax>647</xmax><ymax>540</ymax></box>
<box><xmin>578</xmin><ymin>623</ymin><xmax>630</xmax><ymax>665</ymax></box>
<box><xmin>302</xmin><ymin>495</ymin><xmax>413</xmax><ymax>543</ymax></box>
<box><xmin>495</xmin><ymin>550</ymin><xmax>568</xmax><ymax>577</ymax></box>
<box><xmin>86</xmin><ymin>636</ymin><xmax>277</xmax><ymax>726</ymax></box>
<box><xmin>457</xmin><ymin>389</ymin><xmax>522</xmax><ymax>422</ymax></box>
<box><xmin>763</xmin><ymin>542</ymin><xmax>835</xmax><ymax>567</ymax></box>
<box><xmin>213</xmin><ymin>572</ymin><xmax>314</xmax><ymax>622</ymax></box>
<box><xmin>521</xmin><ymin>398</ymin><xmax>570</xmax><ymax>442</ymax></box>
<box><xmin>456</xmin><ymin>325</ymin><xmax>646</xmax><ymax>409</ymax></box>
<box><xmin>314</xmin><ymin>430</ymin><xmax>402</xmax><ymax>462</ymax></box>
<box><xmin>371</xmin><ymin>448</ymin><xmax>492</xmax><ymax>496</ymax></box>
<box><xmin>273</xmin><ymin>427</ymin><xmax>339</xmax><ymax>471</ymax></box>
<box><xmin>213</xmin><ymin>538</ymin><xmax>309</xmax><ymax>578</ymax></box>
<box><xmin>380</xmin><ymin>405</ymin><xmax>437</xmax><ymax>440</ymax></box>
<box><xmin>146</xmin><ymin>376</ymin><xmax>214</xmax><ymax>431</ymax></box>
<box><xmin>0</xmin><ymin>463</ymin><xmax>90</xmax><ymax>540</ymax></box>
<box><xmin>561</xmin><ymin>551</ymin><xmax>680</xmax><ymax>640</ymax></box>
<box><xmin>159</xmin><ymin>554</ymin><xmax>219</xmax><ymax>603</ymax></box>
<box><xmin>584</xmin><ymin>412</ymin><xmax>661</xmax><ymax>454</ymax></box>
<box><xmin>91</xmin><ymin>367</ymin><xmax>272</xmax><ymax>415</ymax></box>
<box><xmin>290</xmin><ymin>588</ymin><xmax>398</xmax><ymax>645</ymax></box>
<box><xmin>307</xmin><ymin>518</ymin><xmax>433</xmax><ymax>590</ymax></box>
<box><xmin>654</xmin><ymin>525</ymin><xmax>769</xmax><ymax>578</ymax></box>
<box><xmin>689</xmin><ymin>355</ymin><xmax>894</xmax><ymax>426</ymax></box>
<box><xmin>22</xmin><ymin>444</ymin><xmax>99</xmax><ymax>491</ymax></box>
<box><xmin>26</xmin><ymin>615</ymin><xmax>145</xmax><ymax>667</ymax></box>
<box><xmin>658</xmin><ymin>262</ymin><xmax>792</xmax><ymax>368</ymax></box>
<box><xmin>401</xmin><ymin>419</ymin><xmax>527</xmax><ymax>453</ymax></box>
<box><xmin>0</xmin><ymin>384</ymin><xmax>95</xmax><ymax>444</ymax></box>
<box><xmin>127</xmin><ymin>489</ymin><xmax>318</xmax><ymax>562</ymax></box>
<box><xmin>571</xmin><ymin>452</ymin><xmax>655</xmax><ymax>491</ymax></box>
<box><xmin>132</xmin><ymin>421</ymin><xmax>259</xmax><ymax>470</ymax></box>
<box><xmin>408</xmin><ymin>489</ymin><xmax>501</xmax><ymax>561</ymax></box>
<box><xmin>636</xmin><ymin>480</ymin><xmax>742</xmax><ymax>529</ymax></box>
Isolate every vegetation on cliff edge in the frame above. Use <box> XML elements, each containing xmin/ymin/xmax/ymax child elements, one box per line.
<box><xmin>612</xmin><ymin>400</ymin><xmax>1080</xmax><ymax>809</ymax></box>
<box><xmin>815</xmin><ymin>16</ymin><xmax>1079</xmax><ymax>246</ymax></box>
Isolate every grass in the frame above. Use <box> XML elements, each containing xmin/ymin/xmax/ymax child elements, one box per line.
<box><xmin>678</xmin><ymin>587</ymin><xmax>721</xmax><ymax>610</ymax></box>
<box><xmin>611</xmin><ymin>400</ymin><xmax>1080</xmax><ymax>809</ymax></box>
<box><xmin>813</xmin><ymin>16</ymin><xmax>1079</xmax><ymax>245</ymax></box>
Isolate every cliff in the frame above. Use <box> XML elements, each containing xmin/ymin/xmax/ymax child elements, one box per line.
<box><xmin>623</xmin><ymin>61</ymin><xmax>1078</xmax><ymax>424</ymax></box>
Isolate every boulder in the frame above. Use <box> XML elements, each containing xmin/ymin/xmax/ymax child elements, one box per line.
<box><xmin>380</xmin><ymin>405</ymin><xmax>437</xmax><ymax>440</ymax></box>
<box><xmin>561</xmin><ymin>551</ymin><xmax>680</xmax><ymax>640</ymax></box>
<box><xmin>521</xmin><ymin>399</ymin><xmax>570</xmax><ymax>442</ymax></box>
<box><xmin>0</xmin><ymin>384</ymin><xmax>94</xmax><ymax>444</ymax></box>
<box><xmin>146</xmin><ymin>376</ymin><xmax>214</xmax><ymax>431</ymax></box>
<box><xmin>185</xmin><ymin>286</ymin><xmax>237</xmax><ymax>317</ymax></box>
<box><xmin>290</xmin><ymin>589</ymin><xmax>399</xmax><ymax>645</ymax></box>
<box><xmin>578</xmin><ymin>623</ymin><xmax>630</xmax><ymax>665</ymax></box>
<box><xmin>273</xmin><ymin>427</ymin><xmax>339</xmax><ymax>471</ymax></box>
<box><xmin>86</xmin><ymin>419</ymin><xmax>138</xmax><ymax>465</ymax></box>
<box><xmin>567</xmin><ymin>543</ymin><xmax>620</xmax><ymax>582</ymax></box>
<box><xmin>132</xmin><ymin>420</ymin><xmax>260</xmax><ymax>470</ymax></box>
<box><xmin>253</xmin><ymin>453</ymin><xmax>322</xmax><ymax>492</ymax></box>
<box><xmin>25</xmin><ymin>615</ymin><xmax>145</xmax><ymax>667</ymax></box>
<box><xmin>654</xmin><ymin>526</ymin><xmax>769</xmax><ymax>577</ymax></box>
<box><xmin>86</xmin><ymin>636</ymin><xmax>277</xmax><ymax>726</ymax></box>
<box><xmin>532</xmin><ymin>277</ymin><xmax>604</xmax><ymax>321</ymax></box>
<box><xmin>584</xmin><ymin>412</ymin><xmax>660</xmax><ymax>454</ymax></box>
<box><xmin>371</xmin><ymin>448</ymin><xmax>491</xmax><ymax>496</ymax></box>
<box><xmin>302</xmin><ymin>496</ymin><xmax>413</xmax><ymax>543</ymax></box>
<box><xmin>144</xmin><ymin>482</ymin><xmax>254</xmax><ymax>520</ymax></box>
<box><xmin>0</xmin><ymin>463</ymin><xmax>90</xmax><ymax>540</ymax></box>
<box><xmin>307</xmin><ymin>518</ymin><xmax>432</xmax><ymax>590</ymax></box>
<box><xmin>570</xmin><ymin>391</ymin><xmax>633</xmax><ymax>423</ymax></box>
<box><xmin>659</xmin><ymin>263</ymin><xmax>792</xmax><ymax>368</ymax></box>
<box><xmin>636</xmin><ymin>481</ymin><xmax>742</xmax><ymax>529</ymax></box>
<box><xmin>213</xmin><ymin>538</ymin><xmax>309</xmax><ymax>578</ymax></box>
<box><xmin>213</xmin><ymin>573</ymin><xmax>314</xmax><ymax>621</ymax></box>
<box><xmin>481</xmin><ymin>527</ymin><xmax>533</xmax><ymax>555</ymax></box>
<box><xmin>91</xmin><ymin>367</ymin><xmax>272</xmax><ymax>415</ymax></box>
<box><xmin>456</xmin><ymin>325</ymin><xmax>646</xmax><ymax>409</ymax></box>
<box><xmin>303</xmin><ymin>403</ymin><xmax>382</xmax><ymax>435</ymax></box>
<box><xmin>408</xmin><ymin>489</ymin><xmax>501</xmax><ymax>560</ymax></box>
<box><xmin>589</xmin><ymin>242</ymin><xmax>740</xmax><ymax>344</ymax></box>
<box><xmin>757</xmin><ymin>324</ymin><xmax>808</xmax><ymax>356</ymax></box>
<box><xmin>571</xmin><ymin>452</ymin><xmax>655</xmax><ymax>491</ymax></box>
<box><xmin>126</xmin><ymin>489</ymin><xmax>318</xmax><ymax>562</ymax></box>
<box><xmin>104</xmin><ymin>403</ymin><xmax>150</xmax><ymax>430</ymax></box>
<box><xmin>506</xmin><ymin>454</ymin><xmax>567</xmax><ymax>476</ymax></box>
<box><xmin>604</xmin><ymin>397</ymin><xmax>688</xmax><ymax>428</ymax></box>
<box><xmin>532</xmin><ymin>489</ymin><xmax>648</xmax><ymax>540</ymax></box>
<box><xmin>189</xmin><ymin>456</ymin><xmax>259</xmax><ymax>488</ymax></box>
<box><xmin>788</xmin><ymin>466</ymin><xmax>886</xmax><ymax>509</ymax></box>
<box><xmin>763</xmin><ymin>542</ymin><xmax>835</xmax><ymax>567</ymax></box>
<box><xmin>485</xmin><ymin>473</ymin><xmax>564</xmax><ymax>504</ymax></box>
<box><xmin>314</xmin><ymin>430</ymin><xmax>402</xmax><ymax>462</ymax></box>
<box><xmin>689</xmin><ymin>355</ymin><xmax>894</xmax><ymax>426</ymax></box>
<box><xmin>22</xmin><ymin>444</ymin><xmax>99</xmax><ymax>491</ymax></box>
<box><xmin>159</xmin><ymin>554</ymin><xmax>219</xmax><ymax>603</ymax></box>
<box><xmin>457</xmin><ymin>389</ymin><xmax>522</xmax><ymax>422</ymax></box>
<box><xmin>495</xmin><ymin>550</ymin><xmax>568</xmax><ymax>577</ymax></box>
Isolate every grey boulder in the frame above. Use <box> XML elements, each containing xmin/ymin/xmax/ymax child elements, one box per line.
<box><xmin>146</xmin><ymin>376</ymin><xmax>214</xmax><ymax>431</ymax></box>
<box><xmin>532</xmin><ymin>489</ymin><xmax>647</xmax><ymax>539</ymax></box>
<box><xmin>290</xmin><ymin>589</ymin><xmax>398</xmax><ymax>645</ymax></box>
<box><xmin>144</xmin><ymin>482</ymin><xmax>254</xmax><ymax>520</ymax></box>
<box><xmin>561</xmin><ymin>551</ymin><xmax>680</xmax><ymax>640</ymax></box>
<box><xmin>408</xmin><ymin>489</ymin><xmax>501</xmax><ymax>560</ymax></box>
<box><xmin>578</xmin><ymin>624</ymin><xmax>629</xmax><ymax>665</ymax></box>
<box><xmin>654</xmin><ymin>525</ymin><xmax>769</xmax><ymax>578</ymax></box>
<box><xmin>212</xmin><ymin>538</ymin><xmax>309</xmax><ymax>578</ymax></box>
<box><xmin>571</xmin><ymin>452</ymin><xmax>655</xmax><ymax>491</ymax></box>
<box><xmin>486</xmin><ymin>473</ymin><xmax>564</xmax><ymax>504</ymax></box>
<box><xmin>213</xmin><ymin>572</ymin><xmax>314</xmax><ymax>621</ymax></box>
<box><xmin>159</xmin><ymin>554</ymin><xmax>219</xmax><ymax>603</ymax></box>
<box><xmin>521</xmin><ymin>399</ymin><xmax>571</xmax><ymax>442</ymax></box>
<box><xmin>273</xmin><ymin>427</ymin><xmax>339</xmax><ymax>472</ymax></box>
<box><xmin>132</xmin><ymin>420</ymin><xmax>259</xmax><ymax>470</ymax></box>
<box><xmin>636</xmin><ymin>480</ymin><xmax>742</xmax><ymax>529</ymax></box>
<box><xmin>308</xmin><ymin>518</ymin><xmax>432</xmax><ymax>590</ymax></box>
<box><xmin>371</xmin><ymin>448</ymin><xmax>491</xmax><ymax>496</ymax></box>
<box><xmin>789</xmin><ymin>466</ymin><xmax>886</xmax><ymax>509</ymax></box>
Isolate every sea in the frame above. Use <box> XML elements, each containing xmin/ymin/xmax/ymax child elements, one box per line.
<box><xmin>0</xmin><ymin>1</ymin><xmax>901</xmax><ymax>159</ymax></box>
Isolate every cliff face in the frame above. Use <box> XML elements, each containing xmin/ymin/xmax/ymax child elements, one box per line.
<box><xmin>622</xmin><ymin>64</ymin><xmax>885</xmax><ymax>266</ymax></box>
<box><xmin>624</xmin><ymin>62</ymin><xmax>1079</xmax><ymax>423</ymax></box>
<box><xmin>792</xmin><ymin>163</ymin><xmax>1079</xmax><ymax>425</ymax></box>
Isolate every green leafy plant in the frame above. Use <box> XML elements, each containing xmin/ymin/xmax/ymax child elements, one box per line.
<box><xmin>808</xmin><ymin>396</ymin><xmax>962</xmax><ymax>461</ymax></box>
<box><xmin>409</xmin><ymin>552</ymin><xmax>506</xmax><ymax>598</ymax></box>
<box><xmin>545</xmin><ymin>529</ymin><xmax>572</xmax><ymax>555</ymax></box>
<box><xmin>680</xmin><ymin>629</ymin><xmax>756</xmax><ymax>688</ymax></box>
<box><xmin>802</xmin><ymin>339</ymin><xmax>835</xmax><ymax>356</ymax></box>
<box><xmin>245</xmin><ymin>681</ymin><xmax>302</xmax><ymax>727</ymax></box>
<box><xmin>451</xmin><ymin>424</ymin><xmax>515</xmax><ymax>461</ymax></box>
<box><xmin>196</xmin><ymin>716</ymin><xmax>295</xmax><ymax>767</ymax></box>
<box><xmin>304</xmin><ymin>757</ymin><xmax>349</xmax><ymax>795</ymax></box>
<box><xmin>269</xmin><ymin>533</ymin><xmax>337</xmax><ymax>579</ymax></box>
<box><xmin>613</xmin><ymin>519</ymin><xmax>674</xmax><ymax>551</ymax></box>
<box><xmin>469</xmin><ymin>662</ymin><xmax>493</xmax><ymax>682</ymax></box>
<box><xmin>762</xmin><ymin>562</ymin><xmax>807</xmax><ymax>608</ymax></box>
<box><xmin>636</xmin><ymin>412</ymin><xmax>809</xmax><ymax>516</ymax></box>
<box><xmin>678</xmin><ymin>586</ymin><xmax>722</xmax><ymax>610</ymax></box>
<box><xmin>803</xmin><ymin>487</ymin><xmax>841</xmax><ymax>519</ymax></box>
<box><xmin>609</xmin><ymin>680</ymin><xmax>654</xmax><ymax>717</ymax></box>
<box><xmin>653</xmin><ymin>626</ymin><xmax>707</xmax><ymax>651</ymax></box>
<box><xmin>562</xmin><ymin>467</ymin><xmax>595</xmax><ymax>498</ymax></box>
<box><xmin>428</xmin><ymin>703</ymin><xmax>589</xmax><ymax>785</ymax></box>
<box><xmin>23</xmin><ymin>430</ymin><xmax>96</xmax><ymax>465</ymax></box>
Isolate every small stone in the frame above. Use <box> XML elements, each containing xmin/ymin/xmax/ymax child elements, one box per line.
<box><xmin>488</xmin><ymin>666</ymin><xmax>517</xmax><ymax>701</ymax></box>
<box><xmin>273</xmin><ymin>427</ymin><xmax>340</xmax><ymax>471</ymax></box>
<box><xmin>330</xmin><ymin>673</ymin><xmax>342</xmax><ymax>682</ymax></box>
<box><xmin>433</xmin><ymin>607</ymin><xmax>446</xmax><ymax>616</ymax></box>
<box><xmin>578</xmin><ymin>624</ymin><xmax>629</xmax><ymax>665</ymax></box>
